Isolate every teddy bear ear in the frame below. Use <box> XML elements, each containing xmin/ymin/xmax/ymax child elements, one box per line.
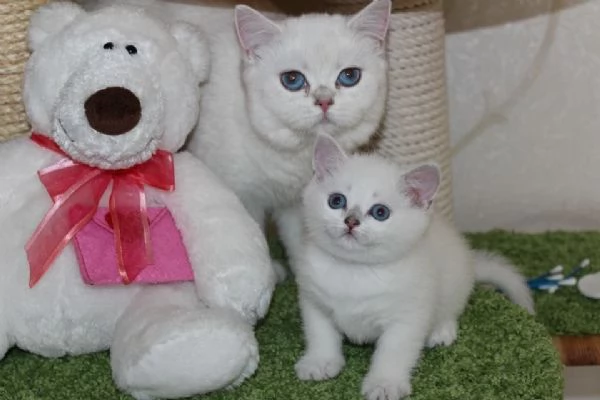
<box><xmin>28</xmin><ymin>2</ymin><xmax>85</xmax><ymax>52</ymax></box>
<box><xmin>170</xmin><ymin>21</ymin><xmax>210</xmax><ymax>84</ymax></box>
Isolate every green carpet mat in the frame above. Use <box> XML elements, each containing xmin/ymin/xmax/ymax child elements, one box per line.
<box><xmin>0</xmin><ymin>288</ymin><xmax>561</xmax><ymax>400</ymax></box>
<box><xmin>0</xmin><ymin>237</ymin><xmax>563</xmax><ymax>399</ymax></box>
<box><xmin>468</xmin><ymin>230</ymin><xmax>600</xmax><ymax>335</ymax></box>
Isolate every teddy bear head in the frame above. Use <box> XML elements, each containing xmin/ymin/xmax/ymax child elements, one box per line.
<box><xmin>24</xmin><ymin>2</ymin><xmax>210</xmax><ymax>169</ymax></box>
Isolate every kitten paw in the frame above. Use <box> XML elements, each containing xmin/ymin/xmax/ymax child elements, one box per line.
<box><xmin>272</xmin><ymin>260</ymin><xmax>288</xmax><ymax>283</ymax></box>
<box><xmin>426</xmin><ymin>320</ymin><xmax>457</xmax><ymax>348</ymax></box>
<box><xmin>295</xmin><ymin>353</ymin><xmax>345</xmax><ymax>381</ymax></box>
<box><xmin>361</xmin><ymin>375</ymin><xmax>411</xmax><ymax>400</ymax></box>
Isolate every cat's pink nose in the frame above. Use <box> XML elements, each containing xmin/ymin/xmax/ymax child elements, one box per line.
<box><xmin>315</xmin><ymin>98</ymin><xmax>334</xmax><ymax>113</ymax></box>
<box><xmin>344</xmin><ymin>216</ymin><xmax>360</xmax><ymax>230</ymax></box>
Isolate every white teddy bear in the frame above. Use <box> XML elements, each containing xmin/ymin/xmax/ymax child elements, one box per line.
<box><xmin>0</xmin><ymin>3</ymin><xmax>276</xmax><ymax>399</ymax></box>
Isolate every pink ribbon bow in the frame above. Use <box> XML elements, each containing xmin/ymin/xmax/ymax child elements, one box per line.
<box><xmin>26</xmin><ymin>133</ymin><xmax>175</xmax><ymax>287</ymax></box>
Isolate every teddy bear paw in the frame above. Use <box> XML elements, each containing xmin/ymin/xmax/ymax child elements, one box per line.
<box><xmin>226</xmin><ymin>335</ymin><xmax>259</xmax><ymax>389</ymax></box>
<box><xmin>112</xmin><ymin>308</ymin><xmax>259</xmax><ymax>399</ymax></box>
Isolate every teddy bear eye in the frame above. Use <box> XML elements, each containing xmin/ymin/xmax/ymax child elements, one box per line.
<box><xmin>125</xmin><ymin>45</ymin><xmax>138</xmax><ymax>55</ymax></box>
<box><xmin>103</xmin><ymin>42</ymin><xmax>114</xmax><ymax>50</ymax></box>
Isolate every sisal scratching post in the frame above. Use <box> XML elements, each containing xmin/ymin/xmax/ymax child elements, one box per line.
<box><xmin>323</xmin><ymin>0</ymin><xmax>453</xmax><ymax>220</ymax></box>
<box><xmin>0</xmin><ymin>0</ymin><xmax>46</xmax><ymax>143</ymax></box>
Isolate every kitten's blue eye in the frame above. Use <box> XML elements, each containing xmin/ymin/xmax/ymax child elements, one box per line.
<box><xmin>280</xmin><ymin>71</ymin><xmax>306</xmax><ymax>91</ymax></box>
<box><xmin>369</xmin><ymin>204</ymin><xmax>390</xmax><ymax>221</ymax></box>
<box><xmin>336</xmin><ymin>68</ymin><xmax>361</xmax><ymax>88</ymax></box>
<box><xmin>328</xmin><ymin>193</ymin><xmax>347</xmax><ymax>210</ymax></box>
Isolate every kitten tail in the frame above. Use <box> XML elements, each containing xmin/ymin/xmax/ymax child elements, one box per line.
<box><xmin>473</xmin><ymin>250</ymin><xmax>535</xmax><ymax>315</ymax></box>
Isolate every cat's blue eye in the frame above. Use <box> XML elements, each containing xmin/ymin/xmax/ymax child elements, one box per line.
<box><xmin>336</xmin><ymin>68</ymin><xmax>361</xmax><ymax>88</ymax></box>
<box><xmin>369</xmin><ymin>204</ymin><xmax>390</xmax><ymax>221</ymax></box>
<box><xmin>328</xmin><ymin>193</ymin><xmax>347</xmax><ymax>210</ymax></box>
<box><xmin>280</xmin><ymin>71</ymin><xmax>306</xmax><ymax>91</ymax></box>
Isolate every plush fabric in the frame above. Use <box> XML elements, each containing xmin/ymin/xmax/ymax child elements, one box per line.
<box><xmin>73</xmin><ymin>207</ymin><xmax>194</xmax><ymax>285</ymax></box>
<box><xmin>0</xmin><ymin>3</ymin><xmax>276</xmax><ymax>399</ymax></box>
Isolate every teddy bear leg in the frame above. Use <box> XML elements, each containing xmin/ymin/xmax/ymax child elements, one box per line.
<box><xmin>111</xmin><ymin>283</ymin><xmax>259</xmax><ymax>400</ymax></box>
<box><xmin>0</xmin><ymin>324</ymin><xmax>9</xmax><ymax>360</ymax></box>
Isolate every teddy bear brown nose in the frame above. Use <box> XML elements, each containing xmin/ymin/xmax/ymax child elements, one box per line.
<box><xmin>84</xmin><ymin>87</ymin><xmax>141</xmax><ymax>136</ymax></box>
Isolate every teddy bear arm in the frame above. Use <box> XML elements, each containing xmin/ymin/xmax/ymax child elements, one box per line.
<box><xmin>157</xmin><ymin>152</ymin><xmax>276</xmax><ymax>324</ymax></box>
<box><xmin>0</xmin><ymin>137</ymin><xmax>58</xmax><ymax>202</ymax></box>
<box><xmin>0</xmin><ymin>136</ymin><xmax>55</xmax><ymax>172</ymax></box>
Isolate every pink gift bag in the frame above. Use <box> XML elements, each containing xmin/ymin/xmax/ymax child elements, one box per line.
<box><xmin>73</xmin><ymin>207</ymin><xmax>194</xmax><ymax>285</ymax></box>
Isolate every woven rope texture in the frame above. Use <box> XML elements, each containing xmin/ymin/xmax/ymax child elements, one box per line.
<box><xmin>0</xmin><ymin>1</ymin><xmax>47</xmax><ymax>142</ymax></box>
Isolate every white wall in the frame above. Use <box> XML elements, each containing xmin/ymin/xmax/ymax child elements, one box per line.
<box><xmin>445</xmin><ymin>0</ymin><xmax>600</xmax><ymax>232</ymax></box>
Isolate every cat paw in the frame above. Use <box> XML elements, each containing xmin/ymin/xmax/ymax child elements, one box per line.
<box><xmin>272</xmin><ymin>260</ymin><xmax>288</xmax><ymax>283</ymax></box>
<box><xmin>295</xmin><ymin>353</ymin><xmax>345</xmax><ymax>381</ymax></box>
<box><xmin>361</xmin><ymin>375</ymin><xmax>412</xmax><ymax>400</ymax></box>
<box><xmin>426</xmin><ymin>320</ymin><xmax>457</xmax><ymax>348</ymax></box>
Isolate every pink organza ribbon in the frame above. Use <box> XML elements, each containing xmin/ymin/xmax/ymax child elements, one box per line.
<box><xmin>26</xmin><ymin>133</ymin><xmax>175</xmax><ymax>287</ymax></box>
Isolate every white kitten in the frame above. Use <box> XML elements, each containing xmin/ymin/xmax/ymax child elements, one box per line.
<box><xmin>183</xmin><ymin>0</ymin><xmax>391</xmax><ymax>278</ymax></box>
<box><xmin>294</xmin><ymin>134</ymin><xmax>534</xmax><ymax>400</ymax></box>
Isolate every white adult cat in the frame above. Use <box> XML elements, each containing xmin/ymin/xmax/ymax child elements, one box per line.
<box><xmin>294</xmin><ymin>134</ymin><xmax>534</xmax><ymax>400</ymax></box>
<box><xmin>184</xmin><ymin>0</ymin><xmax>392</xmax><ymax>277</ymax></box>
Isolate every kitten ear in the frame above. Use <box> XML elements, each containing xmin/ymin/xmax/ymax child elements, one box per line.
<box><xmin>234</xmin><ymin>5</ymin><xmax>281</xmax><ymax>58</ymax></box>
<box><xmin>403</xmin><ymin>164</ymin><xmax>441</xmax><ymax>209</ymax></box>
<box><xmin>313</xmin><ymin>134</ymin><xmax>348</xmax><ymax>181</ymax></box>
<box><xmin>348</xmin><ymin>0</ymin><xmax>391</xmax><ymax>42</ymax></box>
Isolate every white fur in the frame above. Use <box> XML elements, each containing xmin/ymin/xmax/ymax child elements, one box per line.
<box><xmin>174</xmin><ymin>1</ymin><xmax>391</xmax><ymax>271</ymax></box>
<box><xmin>1</xmin><ymin>3</ymin><xmax>276</xmax><ymax>399</ymax></box>
<box><xmin>472</xmin><ymin>251</ymin><xmax>535</xmax><ymax>313</ymax></box>
<box><xmin>24</xmin><ymin>3</ymin><xmax>207</xmax><ymax>169</ymax></box>
<box><xmin>294</xmin><ymin>136</ymin><xmax>534</xmax><ymax>400</ymax></box>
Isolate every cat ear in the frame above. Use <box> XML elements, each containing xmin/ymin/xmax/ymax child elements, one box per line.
<box><xmin>403</xmin><ymin>164</ymin><xmax>441</xmax><ymax>209</ymax></box>
<box><xmin>313</xmin><ymin>134</ymin><xmax>348</xmax><ymax>181</ymax></box>
<box><xmin>234</xmin><ymin>5</ymin><xmax>281</xmax><ymax>58</ymax></box>
<box><xmin>348</xmin><ymin>0</ymin><xmax>391</xmax><ymax>43</ymax></box>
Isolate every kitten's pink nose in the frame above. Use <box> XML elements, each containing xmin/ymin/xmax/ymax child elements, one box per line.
<box><xmin>344</xmin><ymin>216</ymin><xmax>360</xmax><ymax>230</ymax></box>
<box><xmin>315</xmin><ymin>98</ymin><xmax>334</xmax><ymax>113</ymax></box>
